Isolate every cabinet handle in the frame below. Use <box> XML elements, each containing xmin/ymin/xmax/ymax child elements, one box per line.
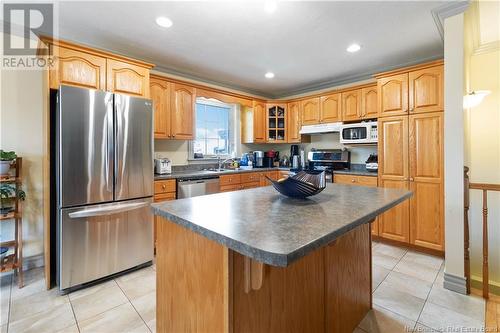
<box><xmin>162</xmin><ymin>184</ymin><xmax>166</xmax><ymax>190</ymax></box>
<box><xmin>409</xmin><ymin>177</ymin><xmax>414</xmax><ymax>182</ymax></box>
<box><xmin>410</xmin><ymin>108</ymin><xmax>414</xmax><ymax>112</ymax></box>
<box><xmin>351</xmin><ymin>179</ymin><xmax>356</xmax><ymax>183</ymax></box>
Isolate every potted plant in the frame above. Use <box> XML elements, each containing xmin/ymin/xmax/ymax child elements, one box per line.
<box><xmin>0</xmin><ymin>184</ymin><xmax>26</xmax><ymax>215</ymax></box>
<box><xmin>0</xmin><ymin>150</ymin><xmax>17</xmax><ymax>175</ymax></box>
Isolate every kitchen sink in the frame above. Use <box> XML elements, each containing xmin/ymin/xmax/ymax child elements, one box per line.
<box><xmin>203</xmin><ymin>168</ymin><xmax>239</xmax><ymax>172</ymax></box>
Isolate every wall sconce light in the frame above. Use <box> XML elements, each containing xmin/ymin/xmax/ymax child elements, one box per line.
<box><xmin>463</xmin><ymin>90</ymin><xmax>491</xmax><ymax>109</ymax></box>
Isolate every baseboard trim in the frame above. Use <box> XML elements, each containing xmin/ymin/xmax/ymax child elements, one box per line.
<box><xmin>23</xmin><ymin>254</ymin><xmax>44</xmax><ymax>271</ymax></box>
<box><xmin>443</xmin><ymin>272</ymin><xmax>468</xmax><ymax>294</ymax></box>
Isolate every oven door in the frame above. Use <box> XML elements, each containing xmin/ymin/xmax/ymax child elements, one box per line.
<box><xmin>340</xmin><ymin>125</ymin><xmax>370</xmax><ymax>144</ymax></box>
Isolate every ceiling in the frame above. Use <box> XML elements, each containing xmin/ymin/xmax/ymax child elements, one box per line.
<box><xmin>54</xmin><ymin>1</ymin><xmax>451</xmax><ymax>98</ymax></box>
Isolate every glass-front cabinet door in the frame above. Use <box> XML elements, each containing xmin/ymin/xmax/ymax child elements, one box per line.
<box><xmin>266</xmin><ymin>104</ymin><xmax>287</xmax><ymax>142</ymax></box>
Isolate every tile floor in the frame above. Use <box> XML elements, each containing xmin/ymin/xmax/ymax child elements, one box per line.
<box><xmin>0</xmin><ymin>242</ymin><xmax>487</xmax><ymax>333</ymax></box>
<box><xmin>360</xmin><ymin>242</ymin><xmax>486</xmax><ymax>332</ymax></box>
<box><xmin>0</xmin><ymin>264</ymin><xmax>156</xmax><ymax>333</ymax></box>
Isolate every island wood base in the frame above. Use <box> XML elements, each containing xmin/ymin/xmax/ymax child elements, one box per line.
<box><xmin>156</xmin><ymin>218</ymin><xmax>372</xmax><ymax>333</ymax></box>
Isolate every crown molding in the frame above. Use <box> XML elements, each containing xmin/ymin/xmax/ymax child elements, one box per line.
<box><xmin>276</xmin><ymin>54</ymin><xmax>443</xmax><ymax>100</ymax></box>
<box><xmin>432</xmin><ymin>1</ymin><xmax>471</xmax><ymax>41</ymax></box>
<box><xmin>152</xmin><ymin>65</ymin><xmax>272</xmax><ymax>99</ymax></box>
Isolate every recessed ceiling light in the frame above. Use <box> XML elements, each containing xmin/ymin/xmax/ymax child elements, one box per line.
<box><xmin>347</xmin><ymin>43</ymin><xmax>361</xmax><ymax>53</ymax></box>
<box><xmin>264</xmin><ymin>1</ymin><xmax>277</xmax><ymax>14</ymax></box>
<box><xmin>265</xmin><ymin>72</ymin><xmax>275</xmax><ymax>79</ymax></box>
<box><xmin>156</xmin><ymin>16</ymin><xmax>173</xmax><ymax>28</ymax></box>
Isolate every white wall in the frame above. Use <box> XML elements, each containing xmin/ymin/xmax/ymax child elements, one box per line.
<box><xmin>464</xmin><ymin>6</ymin><xmax>500</xmax><ymax>290</ymax></box>
<box><xmin>0</xmin><ymin>35</ymin><xmax>45</xmax><ymax>263</ymax></box>
<box><xmin>443</xmin><ymin>13</ymin><xmax>466</xmax><ymax>291</ymax></box>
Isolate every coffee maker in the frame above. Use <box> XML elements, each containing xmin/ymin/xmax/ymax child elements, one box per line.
<box><xmin>290</xmin><ymin>145</ymin><xmax>300</xmax><ymax>170</ymax></box>
<box><xmin>253</xmin><ymin>151</ymin><xmax>264</xmax><ymax>168</ymax></box>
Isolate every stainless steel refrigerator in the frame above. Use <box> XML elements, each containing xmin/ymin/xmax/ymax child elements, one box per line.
<box><xmin>56</xmin><ymin>85</ymin><xmax>154</xmax><ymax>291</ymax></box>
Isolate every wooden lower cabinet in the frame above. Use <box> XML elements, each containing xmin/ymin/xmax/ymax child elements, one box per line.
<box><xmin>153</xmin><ymin>180</ymin><xmax>176</xmax><ymax>250</ymax></box>
<box><xmin>334</xmin><ymin>174</ymin><xmax>379</xmax><ymax>235</ymax></box>
<box><xmin>259</xmin><ymin>171</ymin><xmax>279</xmax><ymax>186</ymax></box>
<box><xmin>410</xmin><ymin>181</ymin><xmax>443</xmax><ymax>251</ymax></box>
<box><xmin>378</xmin><ymin>179</ymin><xmax>410</xmax><ymax>243</ymax></box>
<box><xmin>220</xmin><ymin>171</ymin><xmax>279</xmax><ymax>191</ymax></box>
<box><xmin>157</xmin><ymin>218</ymin><xmax>371</xmax><ymax>333</ymax></box>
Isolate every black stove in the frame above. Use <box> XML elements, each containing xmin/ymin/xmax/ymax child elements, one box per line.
<box><xmin>307</xmin><ymin>149</ymin><xmax>350</xmax><ymax>182</ymax></box>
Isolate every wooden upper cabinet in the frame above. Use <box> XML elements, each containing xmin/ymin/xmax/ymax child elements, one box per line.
<box><xmin>150</xmin><ymin>78</ymin><xmax>171</xmax><ymax>139</ymax></box>
<box><xmin>171</xmin><ymin>83</ymin><xmax>195</xmax><ymax>140</ymax></box>
<box><xmin>342</xmin><ymin>90</ymin><xmax>361</xmax><ymax>121</ymax></box>
<box><xmin>287</xmin><ymin>101</ymin><xmax>301</xmax><ymax>143</ymax></box>
<box><xmin>409</xmin><ymin>65</ymin><xmax>443</xmax><ymax>114</ymax></box>
<box><xmin>266</xmin><ymin>104</ymin><xmax>287</xmax><ymax>142</ymax></box>
<box><xmin>50</xmin><ymin>46</ymin><xmax>106</xmax><ymax>90</ymax></box>
<box><xmin>409</xmin><ymin>112</ymin><xmax>444</xmax><ymax>251</ymax></box>
<box><xmin>253</xmin><ymin>101</ymin><xmax>266</xmax><ymax>143</ymax></box>
<box><xmin>301</xmin><ymin>97</ymin><xmax>320</xmax><ymax>125</ymax></box>
<box><xmin>320</xmin><ymin>93</ymin><xmax>342</xmax><ymax>123</ymax></box>
<box><xmin>361</xmin><ymin>86</ymin><xmax>378</xmax><ymax>119</ymax></box>
<box><xmin>378</xmin><ymin>73</ymin><xmax>409</xmax><ymax>117</ymax></box>
<box><xmin>106</xmin><ymin>59</ymin><xmax>150</xmax><ymax>98</ymax></box>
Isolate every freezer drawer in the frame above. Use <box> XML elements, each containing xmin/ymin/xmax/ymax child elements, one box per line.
<box><xmin>58</xmin><ymin>198</ymin><xmax>153</xmax><ymax>290</ymax></box>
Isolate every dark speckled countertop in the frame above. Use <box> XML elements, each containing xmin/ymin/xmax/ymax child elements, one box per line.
<box><xmin>152</xmin><ymin>184</ymin><xmax>410</xmax><ymax>267</ymax></box>
<box><xmin>154</xmin><ymin>166</ymin><xmax>376</xmax><ymax>180</ymax></box>
<box><xmin>154</xmin><ymin>167</ymin><xmax>290</xmax><ymax>180</ymax></box>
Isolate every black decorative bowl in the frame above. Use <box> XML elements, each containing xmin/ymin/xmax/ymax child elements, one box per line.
<box><xmin>267</xmin><ymin>170</ymin><xmax>326</xmax><ymax>199</ymax></box>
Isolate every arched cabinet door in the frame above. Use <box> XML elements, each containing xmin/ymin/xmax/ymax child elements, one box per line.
<box><xmin>342</xmin><ymin>89</ymin><xmax>361</xmax><ymax>121</ymax></box>
<box><xmin>106</xmin><ymin>59</ymin><xmax>150</xmax><ymax>97</ymax></box>
<box><xmin>320</xmin><ymin>93</ymin><xmax>342</xmax><ymax>123</ymax></box>
<box><xmin>150</xmin><ymin>78</ymin><xmax>171</xmax><ymax>139</ymax></box>
<box><xmin>50</xmin><ymin>46</ymin><xmax>106</xmax><ymax>90</ymax></box>
<box><xmin>361</xmin><ymin>86</ymin><xmax>378</xmax><ymax>119</ymax></box>
<box><xmin>378</xmin><ymin>73</ymin><xmax>408</xmax><ymax>117</ymax></box>
<box><xmin>409</xmin><ymin>65</ymin><xmax>443</xmax><ymax>114</ymax></box>
<box><xmin>171</xmin><ymin>83</ymin><xmax>195</xmax><ymax>140</ymax></box>
<box><xmin>253</xmin><ymin>101</ymin><xmax>266</xmax><ymax>143</ymax></box>
<box><xmin>301</xmin><ymin>97</ymin><xmax>320</xmax><ymax>125</ymax></box>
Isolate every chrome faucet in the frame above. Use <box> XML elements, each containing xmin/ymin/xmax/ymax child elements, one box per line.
<box><xmin>217</xmin><ymin>156</ymin><xmax>234</xmax><ymax>171</ymax></box>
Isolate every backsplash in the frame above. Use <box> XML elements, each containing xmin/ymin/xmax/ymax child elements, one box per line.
<box><xmin>155</xmin><ymin>133</ymin><xmax>377</xmax><ymax>166</ymax></box>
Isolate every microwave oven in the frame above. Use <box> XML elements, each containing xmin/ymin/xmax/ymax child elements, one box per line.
<box><xmin>340</xmin><ymin>121</ymin><xmax>378</xmax><ymax>144</ymax></box>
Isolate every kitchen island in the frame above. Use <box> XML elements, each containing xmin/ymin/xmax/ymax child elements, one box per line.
<box><xmin>152</xmin><ymin>183</ymin><xmax>411</xmax><ymax>333</ymax></box>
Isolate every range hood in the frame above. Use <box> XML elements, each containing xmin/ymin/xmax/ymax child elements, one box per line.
<box><xmin>299</xmin><ymin>122</ymin><xmax>342</xmax><ymax>135</ymax></box>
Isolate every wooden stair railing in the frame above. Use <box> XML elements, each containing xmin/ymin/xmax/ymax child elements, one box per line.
<box><xmin>464</xmin><ymin>166</ymin><xmax>500</xmax><ymax>299</ymax></box>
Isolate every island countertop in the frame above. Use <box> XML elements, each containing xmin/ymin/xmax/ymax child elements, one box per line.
<box><xmin>152</xmin><ymin>183</ymin><xmax>411</xmax><ymax>267</ymax></box>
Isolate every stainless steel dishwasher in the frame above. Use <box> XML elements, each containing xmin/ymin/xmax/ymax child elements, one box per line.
<box><xmin>177</xmin><ymin>176</ymin><xmax>220</xmax><ymax>198</ymax></box>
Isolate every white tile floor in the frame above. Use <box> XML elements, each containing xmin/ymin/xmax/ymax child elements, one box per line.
<box><xmin>0</xmin><ymin>264</ymin><xmax>156</xmax><ymax>333</ymax></box>
<box><xmin>0</xmin><ymin>242</ymin><xmax>486</xmax><ymax>333</ymax></box>
<box><xmin>362</xmin><ymin>242</ymin><xmax>485</xmax><ymax>332</ymax></box>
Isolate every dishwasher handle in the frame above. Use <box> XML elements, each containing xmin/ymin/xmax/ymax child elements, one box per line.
<box><xmin>177</xmin><ymin>176</ymin><xmax>220</xmax><ymax>184</ymax></box>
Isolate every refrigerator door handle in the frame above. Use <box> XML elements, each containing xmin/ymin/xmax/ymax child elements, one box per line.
<box><xmin>68</xmin><ymin>202</ymin><xmax>150</xmax><ymax>219</ymax></box>
<box><xmin>105</xmin><ymin>94</ymin><xmax>114</xmax><ymax>196</ymax></box>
